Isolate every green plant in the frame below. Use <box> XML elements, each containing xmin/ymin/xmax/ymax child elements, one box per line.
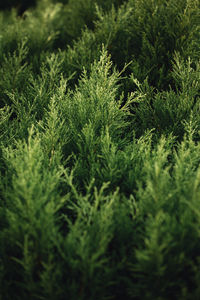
<box><xmin>1</xmin><ymin>1</ymin><xmax>200</xmax><ymax>299</ymax></box>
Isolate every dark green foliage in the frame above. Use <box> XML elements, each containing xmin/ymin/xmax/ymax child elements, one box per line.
<box><xmin>0</xmin><ymin>0</ymin><xmax>36</xmax><ymax>15</ymax></box>
<box><xmin>0</xmin><ymin>0</ymin><xmax>200</xmax><ymax>299</ymax></box>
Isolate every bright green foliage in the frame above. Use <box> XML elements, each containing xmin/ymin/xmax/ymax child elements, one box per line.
<box><xmin>0</xmin><ymin>0</ymin><xmax>200</xmax><ymax>299</ymax></box>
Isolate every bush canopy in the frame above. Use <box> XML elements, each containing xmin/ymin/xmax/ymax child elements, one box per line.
<box><xmin>0</xmin><ymin>0</ymin><xmax>200</xmax><ymax>299</ymax></box>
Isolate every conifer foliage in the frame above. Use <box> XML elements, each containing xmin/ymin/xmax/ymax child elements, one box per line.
<box><xmin>0</xmin><ymin>0</ymin><xmax>200</xmax><ymax>299</ymax></box>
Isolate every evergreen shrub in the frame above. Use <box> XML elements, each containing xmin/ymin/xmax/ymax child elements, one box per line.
<box><xmin>0</xmin><ymin>0</ymin><xmax>200</xmax><ymax>299</ymax></box>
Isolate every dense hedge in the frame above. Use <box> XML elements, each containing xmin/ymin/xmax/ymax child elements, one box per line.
<box><xmin>0</xmin><ymin>0</ymin><xmax>200</xmax><ymax>299</ymax></box>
